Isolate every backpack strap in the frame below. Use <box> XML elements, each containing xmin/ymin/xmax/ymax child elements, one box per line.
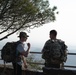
<box><xmin>15</xmin><ymin>41</ymin><xmax>22</xmax><ymax>62</ymax></box>
<box><xmin>16</xmin><ymin>41</ymin><xmax>21</xmax><ymax>54</ymax></box>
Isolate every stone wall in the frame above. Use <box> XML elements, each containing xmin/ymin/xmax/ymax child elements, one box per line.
<box><xmin>0</xmin><ymin>65</ymin><xmax>43</xmax><ymax>75</ymax></box>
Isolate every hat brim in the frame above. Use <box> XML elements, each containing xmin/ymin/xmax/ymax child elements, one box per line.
<box><xmin>18</xmin><ymin>35</ymin><xmax>29</xmax><ymax>38</ymax></box>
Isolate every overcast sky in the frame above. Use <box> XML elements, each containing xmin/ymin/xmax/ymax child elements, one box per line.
<box><xmin>28</xmin><ymin>0</ymin><xmax>76</xmax><ymax>50</ymax></box>
<box><xmin>0</xmin><ymin>0</ymin><xmax>76</xmax><ymax>50</ymax></box>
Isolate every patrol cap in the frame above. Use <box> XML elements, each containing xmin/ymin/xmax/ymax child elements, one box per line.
<box><xmin>18</xmin><ymin>32</ymin><xmax>29</xmax><ymax>38</ymax></box>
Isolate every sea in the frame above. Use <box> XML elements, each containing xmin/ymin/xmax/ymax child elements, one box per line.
<box><xmin>28</xmin><ymin>48</ymin><xmax>76</xmax><ymax>70</ymax></box>
<box><xmin>0</xmin><ymin>45</ymin><xmax>76</xmax><ymax>70</ymax></box>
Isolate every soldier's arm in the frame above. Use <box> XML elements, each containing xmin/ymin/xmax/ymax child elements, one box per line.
<box><xmin>21</xmin><ymin>55</ymin><xmax>27</xmax><ymax>68</ymax></box>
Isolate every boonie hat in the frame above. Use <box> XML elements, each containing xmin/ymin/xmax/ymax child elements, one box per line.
<box><xmin>18</xmin><ymin>32</ymin><xmax>29</xmax><ymax>38</ymax></box>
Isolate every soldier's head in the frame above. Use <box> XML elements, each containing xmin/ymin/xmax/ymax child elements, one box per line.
<box><xmin>18</xmin><ymin>32</ymin><xmax>29</xmax><ymax>42</ymax></box>
<box><xmin>49</xmin><ymin>30</ymin><xmax>57</xmax><ymax>39</ymax></box>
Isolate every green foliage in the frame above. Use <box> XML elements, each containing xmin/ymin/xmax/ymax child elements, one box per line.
<box><xmin>26</xmin><ymin>54</ymin><xmax>43</xmax><ymax>71</ymax></box>
<box><xmin>0</xmin><ymin>0</ymin><xmax>58</xmax><ymax>40</ymax></box>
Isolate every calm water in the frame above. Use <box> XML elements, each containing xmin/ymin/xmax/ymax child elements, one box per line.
<box><xmin>0</xmin><ymin>46</ymin><xmax>76</xmax><ymax>70</ymax></box>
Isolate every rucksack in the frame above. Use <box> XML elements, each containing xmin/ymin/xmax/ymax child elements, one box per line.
<box><xmin>42</xmin><ymin>39</ymin><xmax>68</xmax><ymax>64</ymax></box>
<box><xmin>1</xmin><ymin>41</ymin><xmax>20</xmax><ymax>63</ymax></box>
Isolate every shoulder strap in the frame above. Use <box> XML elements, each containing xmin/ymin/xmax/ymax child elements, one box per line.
<box><xmin>16</xmin><ymin>41</ymin><xmax>21</xmax><ymax>45</ymax></box>
<box><xmin>15</xmin><ymin>41</ymin><xmax>22</xmax><ymax>55</ymax></box>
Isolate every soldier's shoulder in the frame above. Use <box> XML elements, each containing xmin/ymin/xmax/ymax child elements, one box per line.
<box><xmin>57</xmin><ymin>39</ymin><xmax>65</xmax><ymax>43</ymax></box>
<box><xmin>46</xmin><ymin>39</ymin><xmax>51</xmax><ymax>43</ymax></box>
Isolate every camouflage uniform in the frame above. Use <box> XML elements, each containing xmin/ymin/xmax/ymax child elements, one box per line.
<box><xmin>42</xmin><ymin>39</ymin><xmax>67</xmax><ymax>68</ymax></box>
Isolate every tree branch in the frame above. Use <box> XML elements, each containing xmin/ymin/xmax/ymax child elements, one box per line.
<box><xmin>0</xmin><ymin>19</ymin><xmax>27</xmax><ymax>41</ymax></box>
<box><xmin>0</xmin><ymin>0</ymin><xmax>9</xmax><ymax>19</ymax></box>
<box><xmin>0</xmin><ymin>16</ymin><xmax>15</xmax><ymax>34</ymax></box>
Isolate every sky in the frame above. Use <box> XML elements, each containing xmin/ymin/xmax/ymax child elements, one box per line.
<box><xmin>0</xmin><ymin>0</ymin><xmax>76</xmax><ymax>51</ymax></box>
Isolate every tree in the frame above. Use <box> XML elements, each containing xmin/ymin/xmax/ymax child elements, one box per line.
<box><xmin>0</xmin><ymin>0</ymin><xmax>58</xmax><ymax>41</ymax></box>
<box><xmin>26</xmin><ymin>54</ymin><xmax>43</xmax><ymax>71</ymax></box>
